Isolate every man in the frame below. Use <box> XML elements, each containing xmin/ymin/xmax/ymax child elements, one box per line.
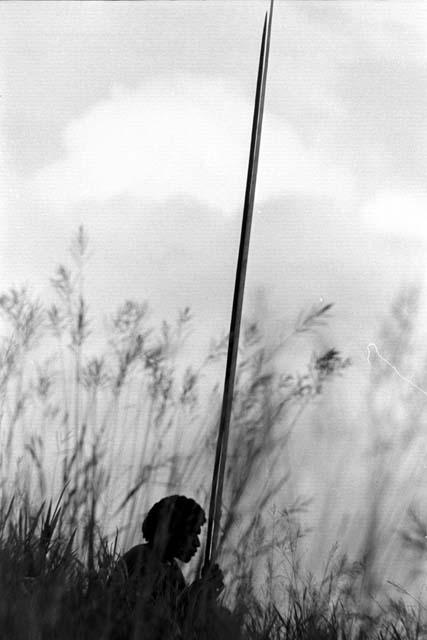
<box><xmin>111</xmin><ymin>495</ymin><xmax>229</xmax><ymax>639</ymax></box>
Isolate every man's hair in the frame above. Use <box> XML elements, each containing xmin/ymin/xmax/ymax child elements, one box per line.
<box><xmin>142</xmin><ymin>495</ymin><xmax>206</xmax><ymax>544</ymax></box>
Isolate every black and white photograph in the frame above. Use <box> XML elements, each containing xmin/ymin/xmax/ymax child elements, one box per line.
<box><xmin>1</xmin><ymin>2</ymin><xmax>427</xmax><ymax>638</ymax></box>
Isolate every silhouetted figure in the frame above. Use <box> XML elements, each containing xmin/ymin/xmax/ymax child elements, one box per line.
<box><xmin>110</xmin><ymin>495</ymin><xmax>236</xmax><ymax>640</ymax></box>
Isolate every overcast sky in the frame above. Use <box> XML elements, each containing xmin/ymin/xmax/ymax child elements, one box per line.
<box><xmin>1</xmin><ymin>0</ymin><xmax>427</xmax><ymax>394</ymax></box>
<box><xmin>3</xmin><ymin>0</ymin><xmax>427</xmax><ymax>583</ymax></box>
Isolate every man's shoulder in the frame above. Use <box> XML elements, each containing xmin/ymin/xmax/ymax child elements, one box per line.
<box><xmin>122</xmin><ymin>544</ymin><xmax>156</xmax><ymax>576</ymax></box>
<box><xmin>122</xmin><ymin>543</ymin><xmax>150</xmax><ymax>561</ymax></box>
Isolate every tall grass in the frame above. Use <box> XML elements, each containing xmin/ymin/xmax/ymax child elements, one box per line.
<box><xmin>0</xmin><ymin>228</ymin><xmax>425</xmax><ymax>638</ymax></box>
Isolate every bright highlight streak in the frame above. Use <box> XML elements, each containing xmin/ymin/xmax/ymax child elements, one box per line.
<box><xmin>366</xmin><ymin>342</ymin><xmax>427</xmax><ymax>398</ymax></box>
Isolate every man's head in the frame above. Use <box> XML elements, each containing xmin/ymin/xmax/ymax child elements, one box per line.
<box><xmin>142</xmin><ymin>495</ymin><xmax>206</xmax><ymax>562</ymax></box>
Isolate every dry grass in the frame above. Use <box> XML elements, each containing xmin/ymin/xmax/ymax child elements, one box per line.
<box><xmin>0</xmin><ymin>229</ymin><xmax>425</xmax><ymax>638</ymax></box>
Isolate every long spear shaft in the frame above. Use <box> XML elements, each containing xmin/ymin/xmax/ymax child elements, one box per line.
<box><xmin>203</xmin><ymin>0</ymin><xmax>274</xmax><ymax>573</ymax></box>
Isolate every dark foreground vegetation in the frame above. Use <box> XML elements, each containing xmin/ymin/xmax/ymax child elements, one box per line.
<box><xmin>2</xmin><ymin>490</ymin><xmax>427</xmax><ymax>640</ymax></box>
<box><xmin>1</xmin><ymin>229</ymin><xmax>426</xmax><ymax>639</ymax></box>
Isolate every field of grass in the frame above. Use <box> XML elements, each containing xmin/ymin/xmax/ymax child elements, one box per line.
<box><xmin>1</xmin><ymin>229</ymin><xmax>426</xmax><ymax>639</ymax></box>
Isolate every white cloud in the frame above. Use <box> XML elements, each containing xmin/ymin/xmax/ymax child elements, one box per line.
<box><xmin>340</xmin><ymin>3</ymin><xmax>427</xmax><ymax>63</ymax></box>
<box><xmin>31</xmin><ymin>75</ymin><xmax>354</xmax><ymax>216</ymax></box>
<box><xmin>362</xmin><ymin>189</ymin><xmax>427</xmax><ymax>240</ymax></box>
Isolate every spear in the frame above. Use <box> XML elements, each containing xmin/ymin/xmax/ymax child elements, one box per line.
<box><xmin>203</xmin><ymin>0</ymin><xmax>274</xmax><ymax>573</ymax></box>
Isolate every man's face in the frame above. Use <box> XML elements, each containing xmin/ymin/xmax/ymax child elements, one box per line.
<box><xmin>173</xmin><ymin>516</ymin><xmax>204</xmax><ymax>562</ymax></box>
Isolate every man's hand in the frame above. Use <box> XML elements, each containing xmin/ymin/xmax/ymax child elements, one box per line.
<box><xmin>183</xmin><ymin>563</ymin><xmax>225</xmax><ymax>613</ymax></box>
<box><xmin>200</xmin><ymin>563</ymin><xmax>224</xmax><ymax>595</ymax></box>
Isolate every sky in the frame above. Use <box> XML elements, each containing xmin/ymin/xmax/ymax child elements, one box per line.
<box><xmin>2</xmin><ymin>0</ymin><xmax>427</xmax><ymax>582</ymax></box>
<box><xmin>2</xmin><ymin>0</ymin><xmax>427</xmax><ymax>357</ymax></box>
